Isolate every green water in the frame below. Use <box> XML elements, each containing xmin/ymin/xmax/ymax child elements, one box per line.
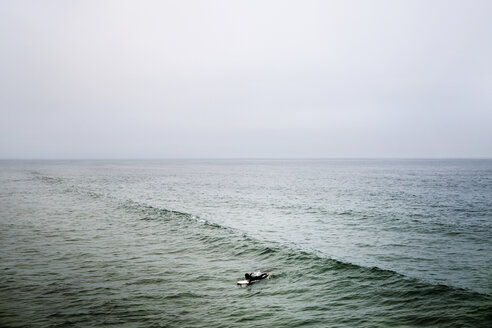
<box><xmin>1</xmin><ymin>160</ymin><xmax>491</xmax><ymax>327</ymax></box>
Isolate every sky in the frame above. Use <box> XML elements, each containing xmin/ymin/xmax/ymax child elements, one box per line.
<box><xmin>0</xmin><ymin>0</ymin><xmax>491</xmax><ymax>159</ymax></box>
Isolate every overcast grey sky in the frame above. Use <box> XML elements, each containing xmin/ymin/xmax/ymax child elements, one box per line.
<box><xmin>1</xmin><ymin>0</ymin><xmax>491</xmax><ymax>158</ymax></box>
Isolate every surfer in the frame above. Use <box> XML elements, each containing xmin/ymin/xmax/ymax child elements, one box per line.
<box><xmin>245</xmin><ymin>271</ymin><xmax>269</xmax><ymax>283</ymax></box>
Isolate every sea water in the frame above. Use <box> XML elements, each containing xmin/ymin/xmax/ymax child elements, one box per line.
<box><xmin>1</xmin><ymin>159</ymin><xmax>491</xmax><ymax>327</ymax></box>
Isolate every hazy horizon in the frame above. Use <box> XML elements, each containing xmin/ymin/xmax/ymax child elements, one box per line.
<box><xmin>2</xmin><ymin>157</ymin><xmax>492</xmax><ymax>161</ymax></box>
<box><xmin>1</xmin><ymin>0</ymin><xmax>491</xmax><ymax>159</ymax></box>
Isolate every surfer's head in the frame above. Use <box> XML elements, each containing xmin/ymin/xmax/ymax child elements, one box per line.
<box><xmin>245</xmin><ymin>273</ymin><xmax>251</xmax><ymax>280</ymax></box>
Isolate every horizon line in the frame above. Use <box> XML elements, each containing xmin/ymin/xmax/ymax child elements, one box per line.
<box><xmin>1</xmin><ymin>157</ymin><xmax>491</xmax><ymax>161</ymax></box>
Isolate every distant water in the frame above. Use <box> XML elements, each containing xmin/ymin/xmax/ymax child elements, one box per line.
<box><xmin>1</xmin><ymin>159</ymin><xmax>491</xmax><ymax>327</ymax></box>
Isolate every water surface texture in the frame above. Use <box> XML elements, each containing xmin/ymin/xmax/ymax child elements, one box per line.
<box><xmin>1</xmin><ymin>159</ymin><xmax>491</xmax><ymax>327</ymax></box>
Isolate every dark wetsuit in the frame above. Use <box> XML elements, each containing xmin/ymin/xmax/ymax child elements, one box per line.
<box><xmin>245</xmin><ymin>272</ymin><xmax>269</xmax><ymax>282</ymax></box>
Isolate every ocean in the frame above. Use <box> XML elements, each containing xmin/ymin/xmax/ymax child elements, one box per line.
<box><xmin>1</xmin><ymin>159</ymin><xmax>491</xmax><ymax>327</ymax></box>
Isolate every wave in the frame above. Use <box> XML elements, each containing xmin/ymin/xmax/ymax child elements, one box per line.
<box><xmin>31</xmin><ymin>172</ymin><xmax>64</xmax><ymax>184</ymax></box>
<box><xmin>113</xmin><ymin>199</ymin><xmax>492</xmax><ymax>300</ymax></box>
<box><xmin>31</xmin><ymin>171</ymin><xmax>492</xmax><ymax>301</ymax></box>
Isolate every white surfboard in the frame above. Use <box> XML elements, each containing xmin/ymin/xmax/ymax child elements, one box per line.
<box><xmin>236</xmin><ymin>280</ymin><xmax>250</xmax><ymax>286</ymax></box>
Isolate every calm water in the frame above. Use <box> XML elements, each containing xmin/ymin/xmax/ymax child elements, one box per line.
<box><xmin>1</xmin><ymin>159</ymin><xmax>491</xmax><ymax>327</ymax></box>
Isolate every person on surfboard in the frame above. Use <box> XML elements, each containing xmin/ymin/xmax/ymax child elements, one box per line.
<box><xmin>245</xmin><ymin>271</ymin><xmax>269</xmax><ymax>283</ymax></box>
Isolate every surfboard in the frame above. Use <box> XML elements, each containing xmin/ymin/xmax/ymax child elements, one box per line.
<box><xmin>236</xmin><ymin>280</ymin><xmax>250</xmax><ymax>286</ymax></box>
<box><xmin>237</xmin><ymin>273</ymin><xmax>271</xmax><ymax>286</ymax></box>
